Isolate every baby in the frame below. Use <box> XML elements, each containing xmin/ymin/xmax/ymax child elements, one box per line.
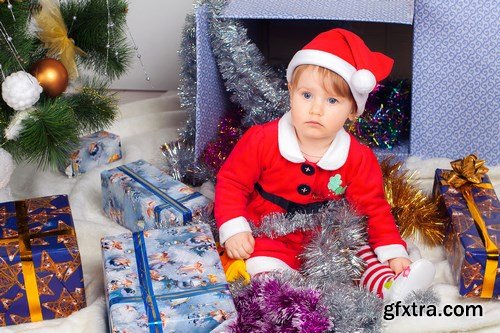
<box><xmin>215</xmin><ymin>28</ymin><xmax>435</xmax><ymax>300</ymax></box>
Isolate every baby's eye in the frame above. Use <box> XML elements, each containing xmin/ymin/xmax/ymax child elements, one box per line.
<box><xmin>327</xmin><ymin>97</ymin><xmax>338</xmax><ymax>104</ymax></box>
<box><xmin>302</xmin><ymin>92</ymin><xmax>312</xmax><ymax>99</ymax></box>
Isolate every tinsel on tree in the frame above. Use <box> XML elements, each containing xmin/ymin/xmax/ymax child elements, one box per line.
<box><xmin>0</xmin><ymin>0</ymin><xmax>132</xmax><ymax>169</ymax></box>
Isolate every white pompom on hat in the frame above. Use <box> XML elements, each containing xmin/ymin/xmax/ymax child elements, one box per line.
<box><xmin>287</xmin><ymin>28</ymin><xmax>394</xmax><ymax>116</ymax></box>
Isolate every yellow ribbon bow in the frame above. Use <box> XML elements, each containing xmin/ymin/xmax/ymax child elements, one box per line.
<box><xmin>442</xmin><ymin>154</ymin><xmax>497</xmax><ymax>298</ymax></box>
<box><xmin>443</xmin><ymin>154</ymin><xmax>489</xmax><ymax>188</ymax></box>
<box><xmin>34</xmin><ymin>0</ymin><xmax>86</xmax><ymax>79</ymax></box>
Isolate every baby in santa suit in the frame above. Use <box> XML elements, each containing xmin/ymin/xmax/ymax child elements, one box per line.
<box><xmin>215</xmin><ymin>28</ymin><xmax>435</xmax><ymax>300</ymax></box>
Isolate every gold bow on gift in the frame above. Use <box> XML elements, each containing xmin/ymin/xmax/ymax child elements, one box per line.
<box><xmin>34</xmin><ymin>0</ymin><xmax>86</xmax><ymax>79</ymax></box>
<box><xmin>442</xmin><ymin>154</ymin><xmax>498</xmax><ymax>298</ymax></box>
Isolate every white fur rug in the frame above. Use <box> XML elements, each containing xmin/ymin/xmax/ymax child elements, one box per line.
<box><xmin>1</xmin><ymin>91</ymin><xmax>499</xmax><ymax>333</ymax></box>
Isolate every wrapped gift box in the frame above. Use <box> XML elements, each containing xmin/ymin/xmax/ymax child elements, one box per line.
<box><xmin>101</xmin><ymin>160</ymin><xmax>213</xmax><ymax>232</ymax></box>
<box><xmin>101</xmin><ymin>223</ymin><xmax>237</xmax><ymax>332</ymax></box>
<box><xmin>61</xmin><ymin>131</ymin><xmax>122</xmax><ymax>178</ymax></box>
<box><xmin>0</xmin><ymin>195</ymin><xmax>86</xmax><ymax>326</ymax></box>
<box><xmin>434</xmin><ymin>169</ymin><xmax>500</xmax><ymax>298</ymax></box>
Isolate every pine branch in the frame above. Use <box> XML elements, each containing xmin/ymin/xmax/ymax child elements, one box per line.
<box><xmin>16</xmin><ymin>97</ymin><xmax>79</xmax><ymax>169</ymax></box>
<box><xmin>0</xmin><ymin>1</ymin><xmax>40</xmax><ymax>75</ymax></box>
<box><xmin>66</xmin><ymin>77</ymin><xmax>118</xmax><ymax>134</ymax></box>
<box><xmin>61</xmin><ymin>0</ymin><xmax>133</xmax><ymax>80</ymax></box>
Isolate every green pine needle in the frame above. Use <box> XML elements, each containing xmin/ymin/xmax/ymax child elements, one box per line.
<box><xmin>17</xmin><ymin>98</ymin><xmax>79</xmax><ymax>170</ymax></box>
<box><xmin>61</xmin><ymin>0</ymin><xmax>132</xmax><ymax>80</ymax></box>
<box><xmin>67</xmin><ymin>78</ymin><xmax>118</xmax><ymax>134</ymax></box>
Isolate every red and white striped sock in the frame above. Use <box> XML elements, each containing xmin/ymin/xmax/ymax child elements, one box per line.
<box><xmin>357</xmin><ymin>245</ymin><xmax>394</xmax><ymax>298</ymax></box>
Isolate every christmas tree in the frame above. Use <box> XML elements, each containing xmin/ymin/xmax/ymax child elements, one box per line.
<box><xmin>0</xmin><ymin>0</ymin><xmax>132</xmax><ymax>169</ymax></box>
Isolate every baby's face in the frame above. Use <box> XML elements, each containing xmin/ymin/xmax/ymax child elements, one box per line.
<box><xmin>289</xmin><ymin>66</ymin><xmax>354</xmax><ymax>143</ymax></box>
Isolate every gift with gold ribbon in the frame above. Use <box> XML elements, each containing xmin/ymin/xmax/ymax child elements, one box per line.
<box><xmin>0</xmin><ymin>195</ymin><xmax>86</xmax><ymax>326</ymax></box>
<box><xmin>433</xmin><ymin>154</ymin><xmax>500</xmax><ymax>298</ymax></box>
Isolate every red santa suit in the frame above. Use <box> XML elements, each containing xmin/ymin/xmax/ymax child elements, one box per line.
<box><xmin>215</xmin><ymin>111</ymin><xmax>408</xmax><ymax>271</ymax></box>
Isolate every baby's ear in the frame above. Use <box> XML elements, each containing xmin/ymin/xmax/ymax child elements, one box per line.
<box><xmin>348</xmin><ymin>112</ymin><xmax>357</xmax><ymax>121</ymax></box>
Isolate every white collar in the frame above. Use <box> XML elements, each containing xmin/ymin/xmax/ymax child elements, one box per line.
<box><xmin>278</xmin><ymin>112</ymin><xmax>351</xmax><ymax>170</ymax></box>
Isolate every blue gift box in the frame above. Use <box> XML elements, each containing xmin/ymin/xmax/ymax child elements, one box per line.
<box><xmin>0</xmin><ymin>195</ymin><xmax>86</xmax><ymax>326</ymax></box>
<box><xmin>101</xmin><ymin>223</ymin><xmax>237</xmax><ymax>333</ymax></box>
<box><xmin>61</xmin><ymin>131</ymin><xmax>122</xmax><ymax>178</ymax></box>
<box><xmin>434</xmin><ymin>169</ymin><xmax>500</xmax><ymax>298</ymax></box>
<box><xmin>193</xmin><ymin>0</ymin><xmax>499</xmax><ymax>164</ymax></box>
<box><xmin>101</xmin><ymin>160</ymin><xmax>214</xmax><ymax>232</ymax></box>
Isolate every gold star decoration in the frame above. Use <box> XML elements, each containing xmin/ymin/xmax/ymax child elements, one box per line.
<box><xmin>70</xmin><ymin>288</ymin><xmax>86</xmax><ymax>309</ymax></box>
<box><xmin>31</xmin><ymin>238</ymin><xmax>50</xmax><ymax>246</ymax></box>
<box><xmin>2</xmin><ymin>228</ymin><xmax>18</xmax><ymax>238</ymax></box>
<box><xmin>37</xmin><ymin>274</ymin><xmax>55</xmax><ymax>296</ymax></box>
<box><xmin>451</xmin><ymin>211</ymin><xmax>474</xmax><ymax>234</ymax></box>
<box><xmin>3</xmin><ymin>243</ymin><xmax>19</xmax><ymax>262</ymax></box>
<box><xmin>49</xmin><ymin>206</ymin><xmax>72</xmax><ymax>216</ymax></box>
<box><xmin>38</xmin><ymin>251</ymin><xmax>70</xmax><ymax>281</ymax></box>
<box><xmin>28</xmin><ymin>210</ymin><xmax>53</xmax><ymax>225</ymax></box>
<box><xmin>59</xmin><ymin>237</ymin><xmax>79</xmax><ymax>259</ymax></box>
<box><xmin>0</xmin><ymin>258</ymin><xmax>23</xmax><ymax>294</ymax></box>
<box><xmin>62</xmin><ymin>257</ymin><xmax>82</xmax><ymax>282</ymax></box>
<box><xmin>26</xmin><ymin>197</ymin><xmax>57</xmax><ymax>214</ymax></box>
<box><xmin>1</xmin><ymin>292</ymin><xmax>23</xmax><ymax>310</ymax></box>
<box><xmin>476</xmin><ymin>199</ymin><xmax>500</xmax><ymax>219</ymax></box>
<box><xmin>0</xmin><ymin>313</ymin><xmax>5</xmax><ymax>326</ymax></box>
<box><xmin>0</xmin><ymin>206</ymin><xmax>16</xmax><ymax>227</ymax></box>
<box><xmin>42</xmin><ymin>289</ymin><xmax>80</xmax><ymax>318</ymax></box>
<box><xmin>461</xmin><ymin>257</ymin><xmax>483</xmax><ymax>288</ymax></box>
<box><xmin>9</xmin><ymin>314</ymin><xmax>31</xmax><ymax>325</ymax></box>
<box><xmin>465</xmin><ymin>283</ymin><xmax>483</xmax><ymax>298</ymax></box>
<box><xmin>443</xmin><ymin>192</ymin><xmax>466</xmax><ymax>208</ymax></box>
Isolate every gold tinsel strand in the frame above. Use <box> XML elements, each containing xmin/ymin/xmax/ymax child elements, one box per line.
<box><xmin>381</xmin><ymin>157</ymin><xmax>446</xmax><ymax>247</ymax></box>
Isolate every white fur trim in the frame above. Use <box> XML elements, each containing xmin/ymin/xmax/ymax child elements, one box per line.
<box><xmin>245</xmin><ymin>256</ymin><xmax>294</xmax><ymax>276</ymax></box>
<box><xmin>278</xmin><ymin>112</ymin><xmax>350</xmax><ymax>170</ymax></box>
<box><xmin>317</xmin><ymin>128</ymin><xmax>350</xmax><ymax>170</ymax></box>
<box><xmin>374</xmin><ymin>244</ymin><xmax>409</xmax><ymax>264</ymax></box>
<box><xmin>278</xmin><ymin>112</ymin><xmax>305</xmax><ymax>163</ymax></box>
<box><xmin>286</xmin><ymin>49</ymin><xmax>373</xmax><ymax>115</ymax></box>
<box><xmin>218</xmin><ymin>216</ymin><xmax>252</xmax><ymax>245</ymax></box>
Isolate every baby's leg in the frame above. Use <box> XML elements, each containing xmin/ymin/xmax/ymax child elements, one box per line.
<box><xmin>357</xmin><ymin>245</ymin><xmax>395</xmax><ymax>298</ymax></box>
<box><xmin>357</xmin><ymin>245</ymin><xmax>435</xmax><ymax>300</ymax></box>
<box><xmin>246</xmin><ymin>256</ymin><xmax>295</xmax><ymax>276</ymax></box>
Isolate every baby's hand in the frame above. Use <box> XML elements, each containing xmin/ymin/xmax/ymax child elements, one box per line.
<box><xmin>224</xmin><ymin>232</ymin><xmax>255</xmax><ymax>259</ymax></box>
<box><xmin>388</xmin><ymin>257</ymin><xmax>412</xmax><ymax>274</ymax></box>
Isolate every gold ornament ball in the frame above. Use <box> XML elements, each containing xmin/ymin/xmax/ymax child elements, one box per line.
<box><xmin>30</xmin><ymin>58</ymin><xmax>69</xmax><ymax>98</ymax></box>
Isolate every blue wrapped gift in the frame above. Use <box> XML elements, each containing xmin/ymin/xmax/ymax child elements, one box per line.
<box><xmin>101</xmin><ymin>223</ymin><xmax>237</xmax><ymax>332</ymax></box>
<box><xmin>0</xmin><ymin>195</ymin><xmax>86</xmax><ymax>326</ymax></box>
<box><xmin>61</xmin><ymin>131</ymin><xmax>122</xmax><ymax>177</ymax></box>
<box><xmin>101</xmin><ymin>160</ymin><xmax>213</xmax><ymax>232</ymax></box>
<box><xmin>434</xmin><ymin>167</ymin><xmax>500</xmax><ymax>298</ymax></box>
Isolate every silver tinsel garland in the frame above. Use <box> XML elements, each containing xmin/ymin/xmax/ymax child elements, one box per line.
<box><xmin>177</xmin><ymin>0</ymin><xmax>289</xmax><ymax>142</ymax></box>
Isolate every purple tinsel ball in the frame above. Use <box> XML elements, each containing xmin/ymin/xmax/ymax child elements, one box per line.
<box><xmin>200</xmin><ymin>109</ymin><xmax>245</xmax><ymax>174</ymax></box>
<box><xmin>231</xmin><ymin>276</ymin><xmax>332</xmax><ymax>333</ymax></box>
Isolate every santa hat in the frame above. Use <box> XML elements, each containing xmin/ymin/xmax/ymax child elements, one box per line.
<box><xmin>286</xmin><ymin>28</ymin><xmax>394</xmax><ymax>116</ymax></box>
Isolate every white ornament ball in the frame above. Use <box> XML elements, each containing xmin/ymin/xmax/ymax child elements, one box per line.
<box><xmin>0</xmin><ymin>148</ymin><xmax>15</xmax><ymax>190</ymax></box>
<box><xmin>1</xmin><ymin>71</ymin><xmax>43</xmax><ymax>111</ymax></box>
